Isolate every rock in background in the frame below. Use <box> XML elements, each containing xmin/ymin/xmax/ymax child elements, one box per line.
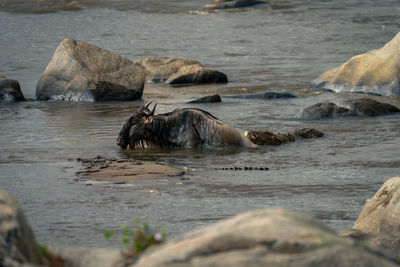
<box><xmin>135</xmin><ymin>57</ymin><xmax>228</xmax><ymax>84</ymax></box>
<box><xmin>0</xmin><ymin>75</ymin><xmax>25</xmax><ymax>102</ymax></box>
<box><xmin>313</xmin><ymin>32</ymin><xmax>400</xmax><ymax>96</ymax></box>
<box><xmin>203</xmin><ymin>0</ymin><xmax>267</xmax><ymax>10</ymax></box>
<box><xmin>36</xmin><ymin>38</ymin><xmax>146</xmax><ymax>102</ymax></box>
<box><xmin>299</xmin><ymin>98</ymin><xmax>400</xmax><ymax>120</ymax></box>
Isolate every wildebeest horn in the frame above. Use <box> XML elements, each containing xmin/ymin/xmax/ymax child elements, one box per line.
<box><xmin>149</xmin><ymin>103</ymin><xmax>157</xmax><ymax>116</ymax></box>
<box><xmin>145</xmin><ymin>101</ymin><xmax>152</xmax><ymax>108</ymax></box>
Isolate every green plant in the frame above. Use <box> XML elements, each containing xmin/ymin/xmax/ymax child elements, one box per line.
<box><xmin>38</xmin><ymin>243</ymin><xmax>49</xmax><ymax>257</ymax></box>
<box><xmin>104</xmin><ymin>220</ymin><xmax>167</xmax><ymax>257</ymax></box>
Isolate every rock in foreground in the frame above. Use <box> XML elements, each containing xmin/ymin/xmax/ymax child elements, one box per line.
<box><xmin>245</xmin><ymin>128</ymin><xmax>324</xmax><ymax>145</ymax></box>
<box><xmin>135</xmin><ymin>57</ymin><xmax>228</xmax><ymax>84</ymax></box>
<box><xmin>0</xmin><ymin>190</ymin><xmax>46</xmax><ymax>266</ymax></box>
<box><xmin>313</xmin><ymin>32</ymin><xmax>400</xmax><ymax>96</ymax></box>
<box><xmin>0</xmin><ymin>75</ymin><xmax>25</xmax><ymax>102</ymax></box>
<box><xmin>36</xmin><ymin>38</ymin><xmax>146</xmax><ymax>102</ymax></box>
<box><xmin>353</xmin><ymin>175</ymin><xmax>400</xmax><ymax>235</ymax></box>
<box><xmin>134</xmin><ymin>209</ymin><xmax>397</xmax><ymax>267</ymax></box>
<box><xmin>299</xmin><ymin>98</ymin><xmax>400</xmax><ymax>120</ymax></box>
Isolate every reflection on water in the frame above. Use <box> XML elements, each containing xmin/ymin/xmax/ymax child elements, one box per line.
<box><xmin>1</xmin><ymin>0</ymin><xmax>400</xmax><ymax>247</ymax></box>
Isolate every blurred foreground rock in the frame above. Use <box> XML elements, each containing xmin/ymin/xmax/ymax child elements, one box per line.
<box><xmin>0</xmin><ymin>190</ymin><xmax>46</xmax><ymax>266</ymax></box>
<box><xmin>36</xmin><ymin>38</ymin><xmax>146</xmax><ymax>102</ymax></box>
<box><xmin>134</xmin><ymin>209</ymin><xmax>398</xmax><ymax>267</ymax></box>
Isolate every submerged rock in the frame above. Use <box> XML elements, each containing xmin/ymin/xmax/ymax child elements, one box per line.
<box><xmin>299</xmin><ymin>98</ymin><xmax>400</xmax><ymax>120</ymax></box>
<box><xmin>76</xmin><ymin>156</ymin><xmax>185</xmax><ymax>182</ymax></box>
<box><xmin>299</xmin><ymin>102</ymin><xmax>352</xmax><ymax>120</ymax></box>
<box><xmin>0</xmin><ymin>75</ymin><xmax>25</xmax><ymax>102</ymax></box>
<box><xmin>313</xmin><ymin>32</ymin><xmax>400</xmax><ymax>96</ymax></box>
<box><xmin>36</xmin><ymin>38</ymin><xmax>146</xmax><ymax>102</ymax></box>
<box><xmin>187</xmin><ymin>94</ymin><xmax>222</xmax><ymax>103</ymax></box>
<box><xmin>203</xmin><ymin>0</ymin><xmax>267</xmax><ymax>10</ymax></box>
<box><xmin>0</xmin><ymin>190</ymin><xmax>47</xmax><ymax>266</ymax></box>
<box><xmin>225</xmin><ymin>91</ymin><xmax>296</xmax><ymax>99</ymax></box>
<box><xmin>134</xmin><ymin>209</ymin><xmax>397</xmax><ymax>267</ymax></box>
<box><xmin>245</xmin><ymin>128</ymin><xmax>323</xmax><ymax>146</ymax></box>
<box><xmin>135</xmin><ymin>57</ymin><xmax>228</xmax><ymax>84</ymax></box>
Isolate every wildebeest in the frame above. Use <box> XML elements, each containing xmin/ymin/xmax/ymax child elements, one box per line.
<box><xmin>117</xmin><ymin>102</ymin><xmax>257</xmax><ymax>149</ymax></box>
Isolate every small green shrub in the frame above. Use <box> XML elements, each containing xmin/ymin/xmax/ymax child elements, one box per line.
<box><xmin>104</xmin><ymin>220</ymin><xmax>166</xmax><ymax>257</ymax></box>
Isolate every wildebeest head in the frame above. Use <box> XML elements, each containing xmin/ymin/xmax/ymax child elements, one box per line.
<box><xmin>117</xmin><ymin>102</ymin><xmax>157</xmax><ymax>149</ymax></box>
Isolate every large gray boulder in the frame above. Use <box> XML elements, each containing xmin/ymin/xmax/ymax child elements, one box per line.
<box><xmin>36</xmin><ymin>38</ymin><xmax>146</xmax><ymax>102</ymax></box>
<box><xmin>203</xmin><ymin>0</ymin><xmax>266</xmax><ymax>10</ymax></box>
<box><xmin>313</xmin><ymin>32</ymin><xmax>400</xmax><ymax>96</ymax></box>
<box><xmin>0</xmin><ymin>190</ymin><xmax>47</xmax><ymax>266</ymax></box>
<box><xmin>135</xmin><ymin>57</ymin><xmax>228</xmax><ymax>84</ymax></box>
<box><xmin>299</xmin><ymin>98</ymin><xmax>400</xmax><ymax>120</ymax></box>
<box><xmin>133</xmin><ymin>209</ymin><xmax>397</xmax><ymax>267</ymax></box>
<box><xmin>0</xmin><ymin>75</ymin><xmax>25</xmax><ymax>102</ymax></box>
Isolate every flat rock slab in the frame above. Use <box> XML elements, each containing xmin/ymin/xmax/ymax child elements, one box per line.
<box><xmin>76</xmin><ymin>156</ymin><xmax>184</xmax><ymax>182</ymax></box>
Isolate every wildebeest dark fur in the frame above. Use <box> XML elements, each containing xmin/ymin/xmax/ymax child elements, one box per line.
<box><xmin>117</xmin><ymin>102</ymin><xmax>256</xmax><ymax>149</ymax></box>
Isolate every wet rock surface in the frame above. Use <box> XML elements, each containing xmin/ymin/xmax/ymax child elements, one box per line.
<box><xmin>75</xmin><ymin>156</ymin><xmax>185</xmax><ymax>183</ymax></box>
<box><xmin>299</xmin><ymin>98</ymin><xmax>400</xmax><ymax>120</ymax></box>
<box><xmin>0</xmin><ymin>75</ymin><xmax>26</xmax><ymax>102</ymax></box>
<box><xmin>313</xmin><ymin>32</ymin><xmax>400</xmax><ymax>96</ymax></box>
<box><xmin>187</xmin><ymin>94</ymin><xmax>222</xmax><ymax>103</ymax></box>
<box><xmin>225</xmin><ymin>91</ymin><xmax>296</xmax><ymax>99</ymax></box>
<box><xmin>203</xmin><ymin>0</ymin><xmax>267</xmax><ymax>10</ymax></box>
<box><xmin>133</xmin><ymin>209</ymin><xmax>398</xmax><ymax>267</ymax></box>
<box><xmin>135</xmin><ymin>57</ymin><xmax>228</xmax><ymax>85</ymax></box>
<box><xmin>245</xmin><ymin>128</ymin><xmax>324</xmax><ymax>146</ymax></box>
<box><xmin>36</xmin><ymin>38</ymin><xmax>146</xmax><ymax>102</ymax></box>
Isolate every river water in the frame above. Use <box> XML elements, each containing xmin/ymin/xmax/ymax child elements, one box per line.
<box><xmin>1</xmin><ymin>0</ymin><xmax>400</xmax><ymax>247</ymax></box>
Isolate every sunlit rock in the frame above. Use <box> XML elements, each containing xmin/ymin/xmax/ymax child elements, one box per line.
<box><xmin>0</xmin><ymin>75</ymin><xmax>25</xmax><ymax>102</ymax></box>
<box><xmin>0</xmin><ymin>190</ymin><xmax>47</xmax><ymax>266</ymax></box>
<box><xmin>134</xmin><ymin>209</ymin><xmax>397</xmax><ymax>267</ymax></box>
<box><xmin>341</xmin><ymin>176</ymin><xmax>400</xmax><ymax>260</ymax></box>
<box><xmin>353</xmin><ymin>176</ymin><xmax>400</xmax><ymax>235</ymax></box>
<box><xmin>299</xmin><ymin>98</ymin><xmax>399</xmax><ymax>120</ymax></box>
<box><xmin>313</xmin><ymin>32</ymin><xmax>400</xmax><ymax>96</ymax></box>
<box><xmin>135</xmin><ymin>57</ymin><xmax>228</xmax><ymax>84</ymax></box>
<box><xmin>36</xmin><ymin>38</ymin><xmax>146</xmax><ymax>102</ymax></box>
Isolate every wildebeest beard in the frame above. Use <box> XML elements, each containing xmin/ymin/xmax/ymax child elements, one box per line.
<box><xmin>117</xmin><ymin>102</ymin><xmax>257</xmax><ymax>149</ymax></box>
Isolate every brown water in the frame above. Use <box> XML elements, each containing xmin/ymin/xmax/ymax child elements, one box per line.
<box><xmin>0</xmin><ymin>0</ymin><xmax>400</xmax><ymax>247</ymax></box>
